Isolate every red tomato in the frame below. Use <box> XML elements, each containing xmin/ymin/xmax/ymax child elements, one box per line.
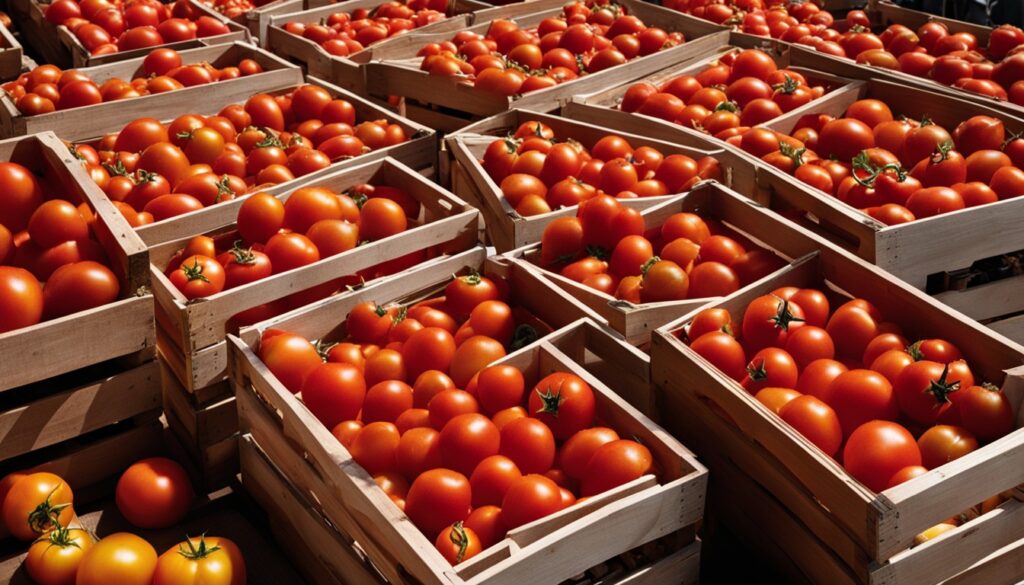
<box><xmin>843</xmin><ymin>421</ymin><xmax>921</xmax><ymax>492</ymax></box>
<box><xmin>528</xmin><ymin>372</ymin><xmax>596</xmax><ymax>440</ymax></box>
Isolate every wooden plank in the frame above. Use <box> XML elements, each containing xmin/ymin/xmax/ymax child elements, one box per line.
<box><xmin>0</xmin><ymin>24</ymin><xmax>24</xmax><ymax>82</ymax></box>
<box><xmin>151</xmin><ymin>156</ymin><xmax>477</xmax><ymax>358</ymax></box>
<box><xmin>125</xmin><ymin>76</ymin><xmax>436</xmax><ymax>247</ymax></box>
<box><xmin>364</xmin><ymin>0</ymin><xmax>730</xmax><ymax>115</ymax></box>
<box><xmin>230</xmin><ymin>316</ymin><xmax>705</xmax><ymax>585</ymax></box>
<box><xmin>239</xmin><ymin>435</ymin><xmax>385</xmax><ymax>585</ymax></box>
<box><xmin>264</xmin><ymin>0</ymin><xmax>486</xmax><ymax>91</ymax></box>
<box><xmin>500</xmin><ymin>183</ymin><xmax>822</xmax><ymax>345</ymax></box>
<box><xmin>0</xmin><ymin>42</ymin><xmax>301</xmax><ymax>139</ymax></box>
<box><xmin>445</xmin><ymin>108</ymin><xmax>755</xmax><ymax>251</ymax></box>
<box><xmin>0</xmin><ymin>361</ymin><xmax>160</xmax><ymax>461</ymax></box>
<box><xmin>0</xmin><ymin>296</ymin><xmax>154</xmax><ymax>393</ymax></box>
<box><xmin>651</xmin><ymin>245</ymin><xmax>1024</xmax><ymax>566</ymax></box>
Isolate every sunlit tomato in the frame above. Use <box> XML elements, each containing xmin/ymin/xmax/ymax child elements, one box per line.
<box><xmin>2</xmin><ymin>472</ymin><xmax>74</xmax><ymax>541</ymax></box>
<box><xmin>894</xmin><ymin>360</ymin><xmax>969</xmax><ymax>425</ymax></box>
<box><xmin>844</xmin><ymin>421</ymin><xmax>921</xmax><ymax>492</ymax></box>
<box><xmin>580</xmin><ymin>439</ymin><xmax>653</xmax><ymax>496</ymax></box>
<box><xmin>956</xmin><ymin>385</ymin><xmax>1014</xmax><ymax>443</ymax></box>
<box><xmin>780</xmin><ymin>395</ymin><xmax>842</xmax><ymax>456</ymax></box>
<box><xmin>42</xmin><ymin>261</ymin><xmax>119</xmax><ymax>319</ymax></box>
<box><xmin>25</xmin><ymin>525</ymin><xmax>93</xmax><ymax>585</ymax></box>
<box><xmin>528</xmin><ymin>372</ymin><xmax>595</xmax><ymax>440</ymax></box>
<box><xmin>691</xmin><ymin>331</ymin><xmax>747</xmax><ymax>381</ymax></box>
<box><xmin>76</xmin><ymin>533</ymin><xmax>157</xmax><ymax>585</ymax></box>
<box><xmin>116</xmin><ymin>457</ymin><xmax>194</xmax><ymax>529</ymax></box>
<box><xmin>405</xmin><ymin>469</ymin><xmax>471</xmax><ymax>536</ymax></box>
<box><xmin>917</xmin><ymin>425</ymin><xmax>978</xmax><ymax>470</ymax></box>
<box><xmin>501</xmin><ymin>474</ymin><xmax>563</xmax><ymax>529</ymax></box>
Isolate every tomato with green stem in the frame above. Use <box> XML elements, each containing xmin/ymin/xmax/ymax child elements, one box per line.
<box><xmin>528</xmin><ymin>372</ymin><xmax>595</xmax><ymax>440</ymax></box>
<box><xmin>152</xmin><ymin>535</ymin><xmax>245</xmax><ymax>585</ymax></box>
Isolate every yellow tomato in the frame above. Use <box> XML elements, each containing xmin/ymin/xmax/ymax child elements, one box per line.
<box><xmin>152</xmin><ymin>535</ymin><xmax>246</xmax><ymax>585</ymax></box>
<box><xmin>25</xmin><ymin>525</ymin><xmax>94</xmax><ymax>585</ymax></box>
<box><xmin>75</xmin><ymin>532</ymin><xmax>157</xmax><ymax>585</ymax></box>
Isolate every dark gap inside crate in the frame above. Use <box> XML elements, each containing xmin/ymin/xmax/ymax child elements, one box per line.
<box><xmin>926</xmin><ymin>248</ymin><xmax>1024</xmax><ymax>294</ymax></box>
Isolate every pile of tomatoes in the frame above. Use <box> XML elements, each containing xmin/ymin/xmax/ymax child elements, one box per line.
<box><xmin>281</xmin><ymin>0</ymin><xmax>452</xmax><ymax>58</ymax></box>
<box><xmin>620</xmin><ymin>48</ymin><xmax>829</xmax><ymax>135</ymax></box>
<box><xmin>1</xmin><ymin>459</ymin><xmax>246</xmax><ymax>585</ymax></box>
<box><xmin>0</xmin><ymin>160</ymin><xmax>124</xmax><ymax>334</ymax></box>
<box><xmin>845</xmin><ymin>19</ymin><xmax>1024</xmax><ymax>104</ymax></box>
<box><xmin>661</xmin><ymin>1</ymin><xmax>1024</xmax><ymax>104</ymax></box>
<box><xmin>537</xmin><ymin>194</ymin><xmax>785</xmax><ymax>302</ymax></box>
<box><xmin>165</xmin><ymin>183</ymin><xmax>418</xmax><ymax>307</ymax></box>
<box><xmin>73</xmin><ymin>84</ymin><xmax>409</xmax><ymax>226</ymax></box>
<box><xmin>734</xmin><ymin>100</ymin><xmax>1024</xmax><ymax>224</ymax></box>
<box><xmin>482</xmin><ymin>120</ymin><xmax>721</xmax><ymax>217</ymax></box>
<box><xmin>418</xmin><ymin>0</ymin><xmax>682</xmax><ymax>96</ymax></box>
<box><xmin>682</xmin><ymin>289</ymin><xmax>1015</xmax><ymax>495</ymax></box>
<box><xmin>205</xmin><ymin>0</ymin><xmax>275</xmax><ymax>19</ymax></box>
<box><xmin>45</xmin><ymin>0</ymin><xmax>233</xmax><ymax>57</ymax></box>
<box><xmin>256</xmin><ymin>273</ymin><xmax>658</xmax><ymax>565</ymax></box>
<box><xmin>3</xmin><ymin>50</ymin><xmax>264</xmax><ymax>115</ymax></box>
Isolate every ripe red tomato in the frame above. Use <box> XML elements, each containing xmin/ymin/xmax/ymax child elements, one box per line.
<box><xmin>780</xmin><ymin>395</ymin><xmax>842</xmax><ymax>456</ymax></box>
<box><xmin>528</xmin><ymin>372</ymin><xmax>596</xmax><ymax>440</ymax></box>
<box><xmin>917</xmin><ymin>425</ymin><xmax>979</xmax><ymax>469</ymax></box>
<box><xmin>843</xmin><ymin>420</ymin><xmax>921</xmax><ymax>492</ymax></box>
<box><xmin>116</xmin><ymin>458</ymin><xmax>194</xmax><ymax>529</ymax></box>
<box><xmin>956</xmin><ymin>385</ymin><xmax>1014</xmax><ymax>443</ymax></box>
<box><xmin>258</xmin><ymin>331</ymin><xmax>322</xmax><ymax>393</ymax></box>
<box><xmin>501</xmin><ymin>474</ymin><xmax>563</xmax><ymax>529</ymax></box>
<box><xmin>42</xmin><ymin>261</ymin><xmax>119</xmax><ymax>319</ymax></box>
<box><xmin>499</xmin><ymin>417</ymin><xmax>556</xmax><ymax>474</ymax></box>
<box><xmin>0</xmin><ymin>266</ymin><xmax>44</xmax><ymax>333</ymax></box>
<box><xmin>580</xmin><ymin>439</ymin><xmax>653</xmax><ymax>496</ymax></box>
<box><xmin>301</xmin><ymin>362</ymin><xmax>365</xmax><ymax>428</ymax></box>
<box><xmin>405</xmin><ymin>469</ymin><xmax>471</xmax><ymax>536</ymax></box>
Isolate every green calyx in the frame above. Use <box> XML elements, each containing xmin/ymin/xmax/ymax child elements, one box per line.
<box><xmin>177</xmin><ymin>534</ymin><xmax>222</xmax><ymax>561</ymax></box>
<box><xmin>770</xmin><ymin>298</ymin><xmax>804</xmax><ymax>331</ymax></box>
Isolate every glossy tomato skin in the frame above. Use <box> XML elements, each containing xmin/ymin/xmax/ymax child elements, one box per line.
<box><xmin>501</xmin><ymin>474</ymin><xmax>563</xmax><ymax>529</ymax></box>
<box><xmin>258</xmin><ymin>331</ymin><xmax>321</xmax><ymax>393</ymax></box>
<box><xmin>956</xmin><ymin>385</ymin><xmax>1014</xmax><ymax>443</ymax></box>
<box><xmin>26</xmin><ymin>526</ymin><xmax>93</xmax><ymax>585</ymax></box>
<box><xmin>152</xmin><ymin>536</ymin><xmax>245</xmax><ymax>585</ymax></box>
<box><xmin>76</xmin><ymin>533</ymin><xmax>157</xmax><ymax>585</ymax></box>
<box><xmin>434</xmin><ymin>522</ymin><xmax>482</xmax><ymax>566</ymax></box>
<box><xmin>917</xmin><ymin>425</ymin><xmax>978</xmax><ymax>470</ymax></box>
<box><xmin>0</xmin><ymin>266</ymin><xmax>43</xmax><ymax>333</ymax></box>
<box><xmin>2</xmin><ymin>472</ymin><xmax>74</xmax><ymax>541</ymax></box>
<box><xmin>405</xmin><ymin>469</ymin><xmax>472</xmax><ymax>536</ymax></box>
<box><xmin>301</xmin><ymin>362</ymin><xmax>365</xmax><ymax>429</ymax></box>
<box><xmin>780</xmin><ymin>395</ymin><xmax>842</xmax><ymax>457</ymax></box>
<box><xmin>893</xmin><ymin>360</ymin><xmax>965</xmax><ymax>425</ymax></box>
<box><xmin>581</xmin><ymin>439</ymin><xmax>653</xmax><ymax>496</ymax></box>
<box><xmin>528</xmin><ymin>372</ymin><xmax>595</xmax><ymax>440</ymax></box>
<box><xmin>42</xmin><ymin>261</ymin><xmax>119</xmax><ymax>319</ymax></box>
<box><xmin>116</xmin><ymin>457</ymin><xmax>194</xmax><ymax>529</ymax></box>
<box><xmin>843</xmin><ymin>421</ymin><xmax>921</xmax><ymax>492</ymax></box>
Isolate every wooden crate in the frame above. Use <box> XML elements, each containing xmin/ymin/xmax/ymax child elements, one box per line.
<box><xmin>0</xmin><ymin>418</ymin><xmax>166</xmax><ymax>515</ymax></box>
<box><xmin>446</xmin><ymin>108</ymin><xmax>759</xmax><ymax>252</ymax></box>
<box><xmin>152</xmin><ymin>156</ymin><xmax>478</xmax><ymax>395</ymax></box>
<box><xmin>568</xmin><ymin>37</ymin><xmax>856</xmax><ymax>148</ymax></box>
<box><xmin>161</xmin><ymin>359</ymin><xmax>236</xmax><ymax>451</ymax></box>
<box><xmin>0</xmin><ymin>359</ymin><xmax>161</xmax><ymax>463</ymax></box>
<box><xmin>62</xmin><ymin>1</ymin><xmax>249</xmax><ymax>68</ymax></box>
<box><xmin>230</xmin><ymin>309</ymin><xmax>707</xmax><ymax>585</ymax></box>
<box><xmin>751</xmin><ymin>78</ymin><xmax>1024</xmax><ymax>336</ymax></box>
<box><xmin>784</xmin><ymin>41</ymin><xmax>1024</xmax><ymax>121</ymax></box>
<box><xmin>165</xmin><ymin>413</ymin><xmax>240</xmax><ymax>492</ymax></box>
<box><xmin>363</xmin><ymin>1</ymin><xmax>729</xmax><ymax>122</ymax></box>
<box><xmin>0</xmin><ymin>132</ymin><xmax>152</xmax><ymax>392</ymax></box>
<box><xmin>0</xmin><ymin>42</ymin><xmax>302</xmax><ymax>139</ymax></box>
<box><xmin>501</xmin><ymin>182</ymin><xmax>823</xmax><ymax>346</ymax></box>
<box><xmin>700</xmin><ymin>426</ymin><xmax>1024</xmax><ymax>585</ymax></box>
<box><xmin>243</xmin><ymin>435</ymin><xmax>701</xmax><ymax>585</ymax></box>
<box><xmin>6</xmin><ymin>0</ymin><xmax>72</xmax><ymax>66</ymax></box>
<box><xmin>265</xmin><ymin>0</ymin><xmax>490</xmax><ymax>93</ymax></box>
<box><xmin>650</xmin><ymin>245</ymin><xmax>1024</xmax><ymax>585</ymax></box>
<box><xmin>68</xmin><ymin>75</ymin><xmax>436</xmax><ymax>247</ymax></box>
<box><xmin>0</xmin><ymin>24</ymin><xmax>23</xmax><ymax>81</ymax></box>
<box><xmin>0</xmin><ymin>484</ymin><xmax>310</xmax><ymax>584</ymax></box>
